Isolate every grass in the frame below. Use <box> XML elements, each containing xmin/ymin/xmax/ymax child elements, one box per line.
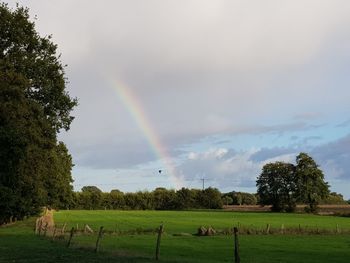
<box><xmin>54</xmin><ymin>210</ymin><xmax>350</xmax><ymax>234</ymax></box>
<box><xmin>1</xmin><ymin>210</ymin><xmax>350</xmax><ymax>262</ymax></box>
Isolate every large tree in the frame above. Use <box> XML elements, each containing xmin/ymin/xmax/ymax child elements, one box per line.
<box><xmin>257</xmin><ymin>162</ymin><xmax>296</xmax><ymax>212</ymax></box>
<box><xmin>0</xmin><ymin>3</ymin><xmax>77</xmax><ymax>223</ymax></box>
<box><xmin>295</xmin><ymin>153</ymin><xmax>329</xmax><ymax>212</ymax></box>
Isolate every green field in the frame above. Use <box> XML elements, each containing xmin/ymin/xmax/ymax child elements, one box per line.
<box><xmin>1</xmin><ymin>210</ymin><xmax>350</xmax><ymax>262</ymax></box>
<box><xmin>54</xmin><ymin>210</ymin><xmax>350</xmax><ymax>233</ymax></box>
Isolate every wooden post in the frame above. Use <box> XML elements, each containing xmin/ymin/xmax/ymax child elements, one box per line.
<box><xmin>67</xmin><ymin>227</ymin><xmax>75</xmax><ymax>248</ymax></box>
<box><xmin>95</xmin><ymin>226</ymin><xmax>104</xmax><ymax>252</ymax></box>
<box><xmin>298</xmin><ymin>224</ymin><xmax>301</xmax><ymax>233</ymax></box>
<box><xmin>266</xmin><ymin>224</ymin><xmax>270</xmax><ymax>234</ymax></box>
<box><xmin>62</xmin><ymin>222</ymin><xmax>67</xmax><ymax>234</ymax></box>
<box><xmin>155</xmin><ymin>224</ymin><xmax>164</xmax><ymax>260</ymax></box>
<box><xmin>52</xmin><ymin>227</ymin><xmax>57</xmax><ymax>241</ymax></box>
<box><xmin>233</xmin><ymin>227</ymin><xmax>240</xmax><ymax>263</ymax></box>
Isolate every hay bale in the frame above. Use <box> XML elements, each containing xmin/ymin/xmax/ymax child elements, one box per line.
<box><xmin>35</xmin><ymin>207</ymin><xmax>55</xmax><ymax>234</ymax></box>
<box><xmin>205</xmin><ymin>227</ymin><xmax>216</xmax><ymax>236</ymax></box>
<box><xmin>197</xmin><ymin>226</ymin><xmax>207</xmax><ymax>236</ymax></box>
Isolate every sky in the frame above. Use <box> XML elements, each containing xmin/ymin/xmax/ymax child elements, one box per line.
<box><xmin>7</xmin><ymin>0</ymin><xmax>350</xmax><ymax>198</ymax></box>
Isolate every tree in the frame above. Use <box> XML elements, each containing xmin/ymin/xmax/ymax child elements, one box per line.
<box><xmin>108</xmin><ymin>189</ymin><xmax>125</xmax><ymax>209</ymax></box>
<box><xmin>295</xmin><ymin>153</ymin><xmax>329</xmax><ymax>212</ymax></box>
<box><xmin>197</xmin><ymin>187</ymin><xmax>223</xmax><ymax>209</ymax></box>
<box><xmin>153</xmin><ymin>188</ymin><xmax>176</xmax><ymax>210</ymax></box>
<box><xmin>0</xmin><ymin>69</ymin><xmax>52</xmax><ymax>221</ymax></box>
<box><xmin>222</xmin><ymin>191</ymin><xmax>257</xmax><ymax>205</ymax></box>
<box><xmin>80</xmin><ymin>186</ymin><xmax>103</xmax><ymax>209</ymax></box>
<box><xmin>175</xmin><ymin>188</ymin><xmax>198</xmax><ymax>209</ymax></box>
<box><xmin>0</xmin><ymin>3</ymin><xmax>77</xmax><ymax>223</ymax></box>
<box><xmin>222</xmin><ymin>196</ymin><xmax>233</xmax><ymax>206</ymax></box>
<box><xmin>320</xmin><ymin>192</ymin><xmax>347</xmax><ymax>205</ymax></box>
<box><xmin>257</xmin><ymin>162</ymin><xmax>296</xmax><ymax>212</ymax></box>
<box><xmin>45</xmin><ymin>142</ymin><xmax>74</xmax><ymax>209</ymax></box>
<box><xmin>0</xmin><ymin>3</ymin><xmax>77</xmax><ymax>131</ymax></box>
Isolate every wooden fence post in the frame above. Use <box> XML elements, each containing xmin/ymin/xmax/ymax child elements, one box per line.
<box><xmin>67</xmin><ymin>227</ymin><xmax>75</xmax><ymax>248</ymax></box>
<box><xmin>62</xmin><ymin>222</ymin><xmax>67</xmax><ymax>234</ymax></box>
<box><xmin>280</xmin><ymin>224</ymin><xmax>284</xmax><ymax>234</ymax></box>
<box><xmin>155</xmin><ymin>224</ymin><xmax>164</xmax><ymax>260</ymax></box>
<box><xmin>266</xmin><ymin>224</ymin><xmax>270</xmax><ymax>234</ymax></box>
<box><xmin>234</xmin><ymin>227</ymin><xmax>240</xmax><ymax>263</ymax></box>
<box><xmin>95</xmin><ymin>226</ymin><xmax>104</xmax><ymax>252</ymax></box>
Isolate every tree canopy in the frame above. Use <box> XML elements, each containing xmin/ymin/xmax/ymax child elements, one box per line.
<box><xmin>257</xmin><ymin>162</ymin><xmax>296</xmax><ymax>212</ymax></box>
<box><xmin>295</xmin><ymin>153</ymin><xmax>329</xmax><ymax>212</ymax></box>
<box><xmin>0</xmin><ymin>3</ymin><xmax>77</xmax><ymax>224</ymax></box>
<box><xmin>256</xmin><ymin>153</ymin><xmax>329</xmax><ymax>212</ymax></box>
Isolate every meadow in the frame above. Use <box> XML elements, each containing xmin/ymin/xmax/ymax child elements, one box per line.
<box><xmin>1</xmin><ymin>210</ymin><xmax>350</xmax><ymax>262</ymax></box>
<box><xmin>54</xmin><ymin>210</ymin><xmax>350</xmax><ymax>234</ymax></box>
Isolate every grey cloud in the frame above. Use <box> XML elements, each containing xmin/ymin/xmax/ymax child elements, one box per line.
<box><xmin>311</xmin><ymin>134</ymin><xmax>350</xmax><ymax>180</ymax></box>
<box><xmin>336</xmin><ymin>119</ymin><xmax>350</xmax><ymax>128</ymax></box>
<box><xmin>250</xmin><ymin>147</ymin><xmax>297</xmax><ymax>162</ymax></box>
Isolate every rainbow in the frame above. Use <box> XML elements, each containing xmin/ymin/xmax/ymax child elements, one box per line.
<box><xmin>110</xmin><ymin>79</ymin><xmax>183</xmax><ymax>189</ymax></box>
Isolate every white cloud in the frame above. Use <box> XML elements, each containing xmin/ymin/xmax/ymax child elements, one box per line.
<box><xmin>179</xmin><ymin>148</ymin><xmax>263</xmax><ymax>189</ymax></box>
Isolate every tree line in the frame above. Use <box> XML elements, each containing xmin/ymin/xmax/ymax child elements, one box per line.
<box><xmin>63</xmin><ymin>184</ymin><xmax>346</xmax><ymax>212</ymax></box>
<box><xmin>69</xmin><ymin>187</ymin><xmax>224</xmax><ymax>210</ymax></box>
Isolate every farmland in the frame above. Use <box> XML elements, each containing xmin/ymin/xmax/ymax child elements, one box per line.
<box><xmin>1</xmin><ymin>210</ymin><xmax>350</xmax><ymax>262</ymax></box>
<box><xmin>54</xmin><ymin>210</ymin><xmax>350</xmax><ymax>234</ymax></box>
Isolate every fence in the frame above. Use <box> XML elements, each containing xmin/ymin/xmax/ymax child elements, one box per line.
<box><xmin>35</xmin><ymin>221</ymin><xmax>348</xmax><ymax>262</ymax></box>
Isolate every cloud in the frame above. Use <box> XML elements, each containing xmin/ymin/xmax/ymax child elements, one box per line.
<box><xmin>61</xmin><ymin>119</ymin><xmax>319</xmax><ymax>169</ymax></box>
<box><xmin>178</xmin><ymin>147</ymin><xmax>295</xmax><ymax>191</ymax></box>
<box><xmin>6</xmin><ymin>1</ymin><xmax>350</xmax><ymax>198</ymax></box>
<box><xmin>177</xmin><ymin>133</ymin><xmax>350</xmax><ymax>194</ymax></box>
<box><xmin>250</xmin><ymin>147</ymin><xmax>297</xmax><ymax>162</ymax></box>
<box><xmin>311</xmin><ymin>134</ymin><xmax>350</xmax><ymax>180</ymax></box>
<box><xmin>336</xmin><ymin>119</ymin><xmax>350</xmax><ymax>128</ymax></box>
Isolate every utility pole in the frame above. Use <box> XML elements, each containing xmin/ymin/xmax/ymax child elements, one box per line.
<box><xmin>200</xmin><ymin>178</ymin><xmax>205</xmax><ymax>190</ymax></box>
